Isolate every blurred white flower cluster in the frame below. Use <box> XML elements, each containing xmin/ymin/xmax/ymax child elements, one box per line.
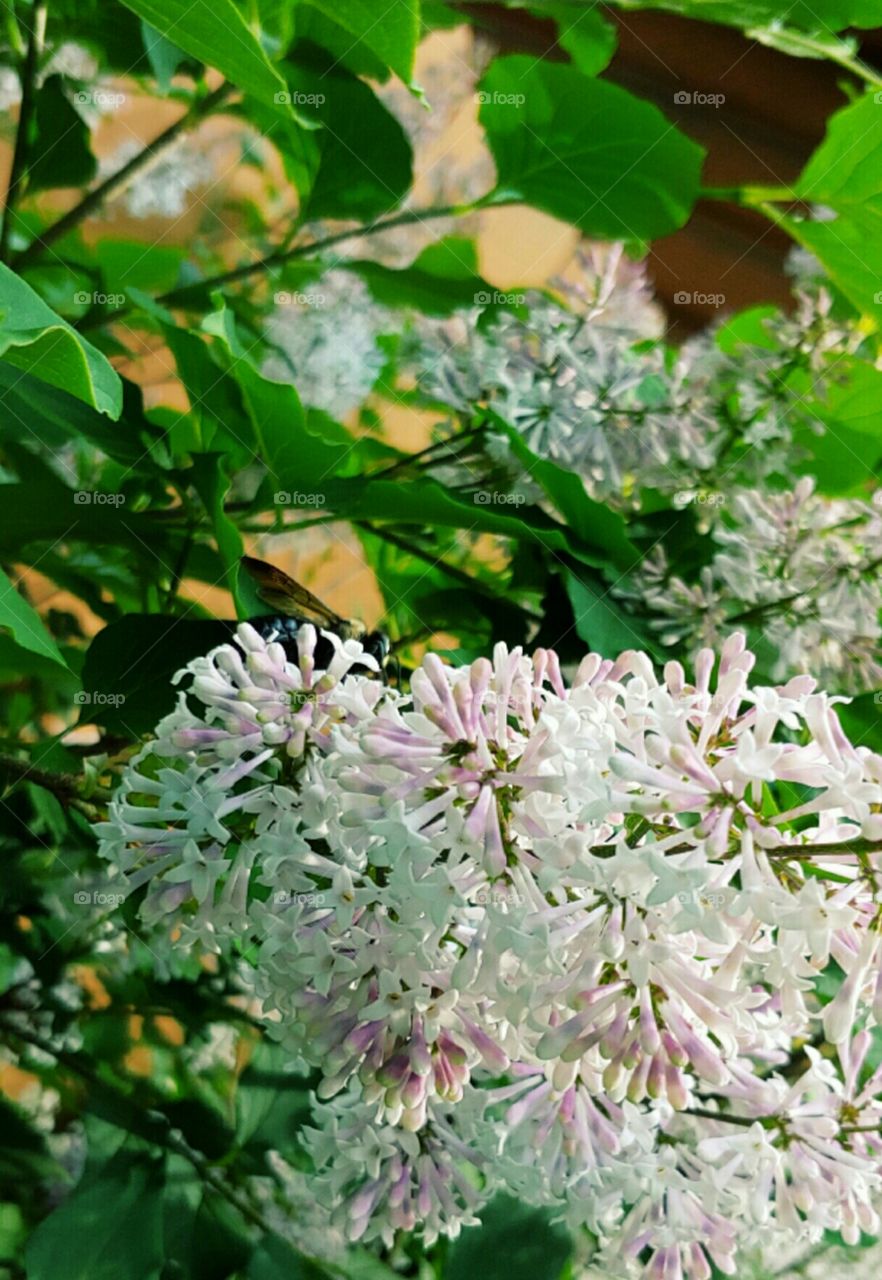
<box><xmin>403</xmin><ymin>248</ymin><xmax>882</xmax><ymax>693</ymax></box>
<box><xmin>99</xmin><ymin>623</ymin><xmax>882</xmax><ymax>1279</ymax></box>
<box><xmin>627</xmin><ymin>478</ymin><xmax>882</xmax><ymax>693</ymax></box>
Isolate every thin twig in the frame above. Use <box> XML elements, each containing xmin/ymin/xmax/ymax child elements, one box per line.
<box><xmin>0</xmin><ymin>0</ymin><xmax>48</xmax><ymax>261</ymax></box>
<box><xmin>78</xmin><ymin>199</ymin><xmax>486</xmax><ymax>330</ymax></box>
<box><xmin>0</xmin><ymin>752</ymin><xmax>108</xmax><ymax>819</ymax></box>
<box><xmin>13</xmin><ymin>80</ymin><xmax>234</xmax><ymax>269</ymax></box>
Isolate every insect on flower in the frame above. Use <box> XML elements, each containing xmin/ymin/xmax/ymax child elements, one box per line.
<box><xmin>240</xmin><ymin>555</ymin><xmax>390</xmax><ymax>671</ymax></box>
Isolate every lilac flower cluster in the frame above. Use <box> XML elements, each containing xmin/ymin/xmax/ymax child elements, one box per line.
<box><xmin>99</xmin><ymin>624</ymin><xmax>882</xmax><ymax>1278</ymax></box>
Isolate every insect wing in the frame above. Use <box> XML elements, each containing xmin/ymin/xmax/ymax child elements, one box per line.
<box><xmin>240</xmin><ymin>556</ymin><xmax>346</xmax><ymax>630</ymax></box>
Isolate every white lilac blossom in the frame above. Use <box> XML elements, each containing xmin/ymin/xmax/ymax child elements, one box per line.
<box><xmin>403</xmin><ymin>248</ymin><xmax>881</xmax><ymax>694</ymax></box>
<box><xmin>98</xmin><ymin>624</ymin><xmax>882</xmax><ymax>1279</ymax></box>
<box><xmin>97</xmin><ymin>138</ymin><xmax>215</xmax><ymax>219</ymax></box>
<box><xmin>263</xmin><ymin>271</ymin><xmax>392</xmax><ymax>418</ymax></box>
<box><xmin>405</xmin><ymin>248</ymin><xmax>864</xmax><ymax>507</ymax></box>
<box><xmin>623</xmin><ymin>477</ymin><xmax>882</xmax><ymax>693</ymax></box>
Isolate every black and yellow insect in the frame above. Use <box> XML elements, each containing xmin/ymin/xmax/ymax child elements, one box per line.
<box><xmin>241</xmin><ymin>556</ymin><xmax>389</xmax><ymax>670</ymax></box>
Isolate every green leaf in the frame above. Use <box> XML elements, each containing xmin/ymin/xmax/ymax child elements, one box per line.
<box><xmin>289</xmin><ymin>5</ymin><xmax>390</xmax><ymax>79</ymax></box>
<box><xmin>26</xmin><ymin>1148</ymin><xmax>165</xmax><ymax>1280</ymax></box>
<box><xmin>27</xmin><ymin>75</ymin><xmax>97</xmax><ymax>194</ymax></box>
<box><xmin>204</xmin><ymin>301</ymin><xmax>352</xmax><ymax>490</ymax></box>
<box><xmin>140</xmin><ymin>20</ymin><xmax>187</xmax><ymax>92</ymax></box>
<box><xmin>80</xmin><ymin>616</ymin><xmax>234</xmax><ymax>735</ymax></box>
<box><xmin>0</xmin><ymin>361</ymin><xmax>164</xmax><ymax>468</ymax></box>
<box><xmin>478</xmin><ymin>56</ymin><xmax>704</xmax><ymax>242</ymax></box>
<box><xmin>608</xmin><ymin>0</ymin><xmax>882</xmax><ymax>34</ymax></box>
<box><xmin>788</xmin><ymin>92</ymin><xmax>882</xmax><ymax>327</ymax></box>
<box><xmin>565</xmin><ymin>568</ymin><xmax>651</xmax><ymax>657</ymax></box>
<box><xmin>280</xmin><ymin>52</ymin><xmax>413</xmax><ymax>220</ymax></box>
<box><xmin>835</xmin><ymin>691</ymin><xmax>882</xmax><ymax>753</ymax></box>
<box><xmin>0</xmin><ymin>266</ymin><xmax>123</xmax><ymax>417</ymax></box>
<box><xmin>446</xmin><ymin>1194</ymin><xmax>573</xmax><ymax>1280</ymax></box>
<box><xmin>299</xmin><ymin>0</ymin><xmax>421</xmax><ymax>84</ymax></box>
<box><xmin>323</xmin><ymin>472</ymin><xmax>626</xmax><ymax>574</ymax></box>
<box><xmin>235</xmin><ymin>1040</ymin><xmax>312</xmax><ymax>1152</ymax></box>
<box><xmin>530</xmin><ymin>1</ymin><xmax>617</xmax><ymax>74</ymax></box>
<box><xmin>0</xmin><ymin>566</ymin><xmax>70</xmax><ymax>670</ymax></box>
<box><xmin>118</xmin><ymin>0</ymin><xmax>292</xmax><ymax>110</ymax></box>
<box><xmin>491</xmin><ymin>417</ymin><xmax>640</xmax><ymax>571</ymax></box>
<box><xmin>791</xmin><ymin>357</ymin><xmax>882</xmax><ymax>494</ymax></box>
<box><xmin>189</xmin><ymin>453</ymin><xmax>246</xmax><ymax>615</ymax></box>
<box><xmin>161</xmin><ymin>324</ymin><xmax>255</xmax><ymax>463</ymax></box>
<box><xmin>0</xmin><ymin>1097</ymin><xmax>63</xmax><ymax>1187</ymax></box>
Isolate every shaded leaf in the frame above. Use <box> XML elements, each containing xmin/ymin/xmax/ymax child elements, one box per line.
<box><xmin>0</xmin><ymin>268</ymin><xmax>122</xmax><ymax>417</ymax></box>
<box><xmin>478</xmin><ymin>56</ymin><xmax>704</xmax><ymax>242</ymax></box>
<box><xmin>26</xmin><ymin>1148</ymin><xmax>165</xmax><ymax>1280</ymax></box>
<box><xmin>0</xmin><ymin>566</ymin><xmax>69</xmax><ymax>670</ymax></box>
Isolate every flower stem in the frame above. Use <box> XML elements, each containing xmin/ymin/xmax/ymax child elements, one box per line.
<box><xmin>0</xmin><ymin>0</ymin><xmax>48</xmax><ymax>263</ymax></box>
